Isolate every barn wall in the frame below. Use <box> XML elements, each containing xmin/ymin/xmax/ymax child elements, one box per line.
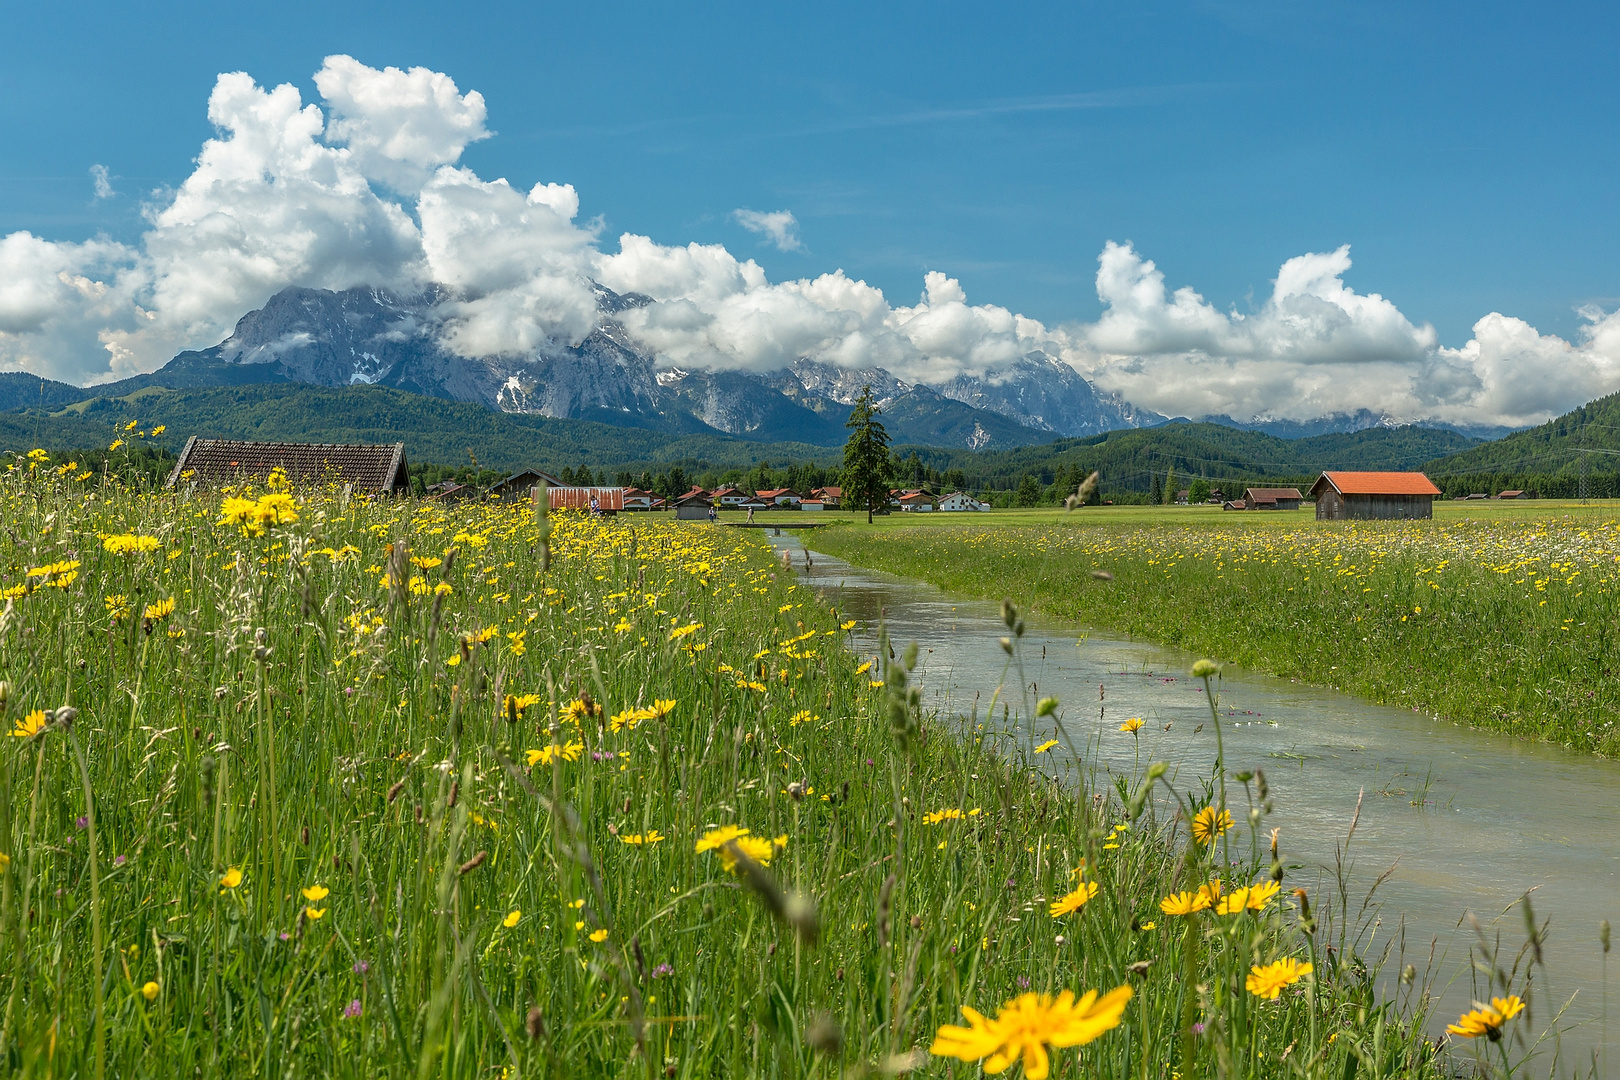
<box><xmin>1343</xmin><ymin>495</ymin><xmax>1432</xmax><ymax>519</ymax></box>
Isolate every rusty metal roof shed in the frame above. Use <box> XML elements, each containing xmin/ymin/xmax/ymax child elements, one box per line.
<box><xmin>166</xmin><ymin>437</ymin><xmax>409</xmax><ymax>494</ymax></box>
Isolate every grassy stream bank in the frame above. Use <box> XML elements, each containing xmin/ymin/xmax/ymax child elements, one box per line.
<box><xmin>809</xmin><ymin>507</ymin><xmax>1620</xmax><ymax>756</ymax></box>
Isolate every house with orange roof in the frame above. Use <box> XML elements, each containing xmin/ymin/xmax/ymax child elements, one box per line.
<box><xmin>1307</xmin><ymin>472</ymin><xmax>1441</xmax><ymax>520</ymax></box>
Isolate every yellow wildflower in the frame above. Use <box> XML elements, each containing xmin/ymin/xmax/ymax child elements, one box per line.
<box><xmin>1049</xmin><ymin>882</ymin><xmax>1100</xmax><ymax>916</ymax></box>
<box><xmin>10</xmin><ymin>710</ymin><xmax>47</xmax><ymax>739</ymax></box>
<box><xmin>1190</xmin><ymin>806</ymin><xmax>1233</xmax><ymax>846</ymax></box>
<box><xmin>1119</xmin><ymin>717</ymin><xmax>1145</xmax><ymax>733</ymax></box>
<box><xmin>141</xmin><ymin>981</ymin><xmax>160</xmax><ymax>1002</ymax></box>
<box><xmin>1447</xmin><ymin>995</ymin><xmax>1525</xmax><ymax>1039</ymax></box>
<box><xmin>1246</xmin><ymin>958</ymin><xmax>1313</xmax><ymax>999</ymax></box>
<box><xmin>930</xmin><ymin>986</ymin><xmax>1133</xmax><ymax>1080</ymax></box>
<box><xmin>503</xmin><ymin>910</ymin><xmax>521</xmax><ymax>928</ymax></box>
<box><xmin>301</xmin><ymin>884</ymin><xmax>330</xmax><ymax>902</ymax></box>
<box><xmin>1033</xmin><ymin>739</ymin><xmax>1059</xmax><ymax>753</ymax></box>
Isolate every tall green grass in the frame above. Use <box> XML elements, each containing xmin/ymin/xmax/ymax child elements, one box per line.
<box><xmin>0</xmin><ymin>466</ymin><xmax>1489</xmax><ymax>1077</ymax></box>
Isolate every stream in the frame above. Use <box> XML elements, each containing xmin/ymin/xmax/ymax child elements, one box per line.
<box><xmin>774</xmin><ymin>531</ymin><xmax>1620</xmax><ymax>1070</ymax></box>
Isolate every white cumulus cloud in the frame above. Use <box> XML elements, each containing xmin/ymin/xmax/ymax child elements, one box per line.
<box><xmin>732</xmin><ymin>208</ymin><xmax>802</xmax><ymax>252</ymax></box>
<box><xmin>0</xmin><ymin>55</ymin><xmax>1616</xmax><ymax>432</ymax></box>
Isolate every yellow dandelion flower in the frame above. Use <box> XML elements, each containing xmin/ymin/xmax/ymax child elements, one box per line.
<box><xmin>103</xmin><ymin>534</ymin><xmax>160</xmax><ymax>555</ymax></box>
<box><xmin>143</xmin><ymin>597</ymin><xmax>176</xmax><ymax>621</ymax></box>
<box><xmin>930</xmin><ymin>986</ymin><xmax>1133</xmax><ymax>1080</ymax></box>
<box><xmin>1159</xmin><ymin>889</ymin><xmax>1210</xmax><ymax>916</ymax></box>
<box><xmin>10</xmin><ymin>710</ymin><xmax>47</xmax><ymax>739</ymax></box>
<box><xmin>1246</xmin><ymin>958</ymin><xmax>1312</xmax><ymax>999</ymax></box>
<box><xmin>1049</xmin><ymin>881</ymin><xmax>1100</xmax><ymax>916</ymax></box>
<box><xmin>1447</xmin><ymin>996</ymin><xmax>1525</xmax><ymax>1039</ymax></box>
<box><xmin>696</xmin><ymin>824</ymin><xmax>750</xmax><ymax>853</ymax></box>
<box><xmin>1033</xmin><ymin>739</ymin><xmax>1059</xmax><ymax>753</ymax></box>
<box><xmin>1119</xmin><ymin>717</ymin><xmax>1145</xmax><ymax>733</ymax></box>
<box><xmin>923</xmin><ymin>808</ymin><xmax>965</xmax><ymax>825</ymax></box>
<box><xmin>719</xmin><ymin>834</ymin><xmax>775</xmax><ymax>871</ymax></box>
<box><xmin>1190</xmin><ymin>806</ymin><xmax>1233</xmax><ymax>846</ymax></box>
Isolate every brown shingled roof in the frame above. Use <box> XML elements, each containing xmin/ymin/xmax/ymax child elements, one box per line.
<box><xmin>167</xmin><ymin>437</ymin><xmax>409</xmax><ymax>493</ymax></box>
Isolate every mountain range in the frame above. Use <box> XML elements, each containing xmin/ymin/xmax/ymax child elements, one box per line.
<box><xmin>0</xmin><ymin>283</ymin><xmax>1169</xmax><ymax>450</ymax></box>
<box><xmin>0</xmin><ymin>281</ymin><xmax>1540</xmax><ymax>468</ymax></box>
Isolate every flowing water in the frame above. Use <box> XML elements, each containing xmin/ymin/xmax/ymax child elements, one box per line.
<box><xmin>773</xmin><ymin>532</ymin><xmax>1620</xmax><ymax>1070</ymax></box>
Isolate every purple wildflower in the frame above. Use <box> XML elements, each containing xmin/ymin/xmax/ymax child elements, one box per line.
<box><xmin>353</xmin><ymin>961</ymin><xmax>370</xmax><ymax>975</ymax></box>
<box><xmin>76</xmin><ymin>816</ymin><xmax>89</xmax><ymax>830</ymax></box>
<box><xmin>651</xmin><ymin>963</ymin><xmax>673</xmax><ymax>979</ymax></box>
<box><xmin>344</xmin><ymin>999</ymin><xmax>363</xmax><ymax>1018</ymax></box>
<box><xmin>113</xmin><ymin>854</ymin><xmax>127</xmax><ymax>867</ymax></box>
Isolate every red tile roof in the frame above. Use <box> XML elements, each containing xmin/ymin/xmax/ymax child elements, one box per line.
<box><xmin>1311</xmin><ymin>471</ymin><xmax>1441</xmax><ymax>497</ymax></box>
<box><xmin>168</xmin><ymin>437</ymin><xmax>408</xmax><ymax>493</ymax></box>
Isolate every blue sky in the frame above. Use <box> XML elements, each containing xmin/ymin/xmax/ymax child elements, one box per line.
<box><xmin>2</xmin><ymin>1</ymin><xmax>1617</xmax><ymax>424</ymax></box>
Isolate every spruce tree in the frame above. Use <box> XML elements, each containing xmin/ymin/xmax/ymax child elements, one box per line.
<box><xmin>842</xmin><ymin>385</ymin><xmax>893</xmax><ymax>523</ymax></box>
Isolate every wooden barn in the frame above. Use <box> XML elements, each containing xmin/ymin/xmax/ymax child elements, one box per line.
<box><xmin>1243</xmin><ymin>486</ymin><xmax>1306</xmax><ymax>511</ymax></box>
<box><xmin>1308</xmin><ymin>471</ymin><xmax>1441</xmax><ymax>520</ymax></box>
<box><xmin>166</xmin><ymin>438</ymin><xmax>409</xmax><ymax>494</ymax></box>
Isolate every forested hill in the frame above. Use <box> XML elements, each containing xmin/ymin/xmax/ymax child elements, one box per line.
<box><xmin>1424</xmin><ymin>390</ymin><xmax>1620</xmax><ymax>477</ymax></box>
<box><xmin>903</xmin><ymin>421</ymin><xmax>1480</xmax><ymax>492</ymax></box>
<box><xmin>0</xmin><ymin>383</ymin><xmax>838</xmax><ymax>473</ymax></box>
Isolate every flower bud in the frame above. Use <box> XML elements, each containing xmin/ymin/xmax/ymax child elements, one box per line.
<box><xmin>1035</xmin><ymin>697</ymin><xmax>1059</xmax><ymax>718</ymax></box>
<box><xmin>1190</xmin><ymin>659</ymin><xmax>1222</xmax><ymax>678</ymax></box>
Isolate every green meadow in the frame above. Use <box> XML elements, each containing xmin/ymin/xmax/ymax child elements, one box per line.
<box><xmin>0</xmin><ymin>462</ymin><xmax>1535</xmax><ymax>1078</ymax></box>
<box><xmin>810</xmin><ymin>500</ymin><xmax>1620</xmax><ymax>755</ymax></box>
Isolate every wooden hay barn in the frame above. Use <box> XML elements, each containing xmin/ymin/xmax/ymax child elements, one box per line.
<box><xmin>1308</xmin><ymin>471</ymin><xmax>1441</xmax><ymax>521</ymax></box>
<box><xmin>166</xmin><ymin>437</ymin><xmax>409</xmax><ymax>494</ymax></box>
<box><xmin>1243</xmin><ymin>486</ymin><xmax>1306</xmax><ymax>511</ymax></box>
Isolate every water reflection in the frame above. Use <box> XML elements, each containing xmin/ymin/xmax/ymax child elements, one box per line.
<box><xmin>779</xmin><ymin>534</ymin><xmax>1620</xmax><ymax>1066</ymax></box>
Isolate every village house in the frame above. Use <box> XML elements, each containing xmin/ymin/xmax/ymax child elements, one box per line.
<box><xmin>710</xmin><ymin>486</ymin><xmax>751</xmax><ymax>507</ymax></box>
<box><xmin>1308</xmin><ymin>471</ymin><xmax>1441</xmax><ymax>520</ymax></box>
<box><xmin>756</xmin><ymin>487</ymin><xmax>803</xmax><ymax>508</ymax></box>
<box><xmin>1497</xmin><ymin>490</ymin><xmax>1528</xmax><ymax>499</ymax></box>
<box><xmin>1174</xmin><ymin>489</ymin><xmax>1191</xmax><ymax>505</ymax></box>
<box><xmin>897</xmin><ymin>491</ymin><xmax>936</xmax><ymax>512</ymax></box>
<box><xmin>166</xmin><ymin>437</ymin><xmax>410</xmax><ymax>495</ymax></box>
<box><xmin>811</xmin><ymin>486</ymin><xmax>842</xmax><ymax>508</ymax></box>
<box><xmin>621</xmin><ymin>487</ymin><xmax>655</xmax><ymax>511</ymax></box>
<box><xmin>1243</xmin><ymin>486</ymin><xmax>1306</xmax><ymax>511</ymax></box>
<box><xmin>1221</xmin><ymin>499</ymin><xmax>1248</xmax><ymax>511</ymax></box>
<box><xmin>939</xmin><ymin>491</ymin><xmax>989</xmax><ymax>512</ymax></box>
